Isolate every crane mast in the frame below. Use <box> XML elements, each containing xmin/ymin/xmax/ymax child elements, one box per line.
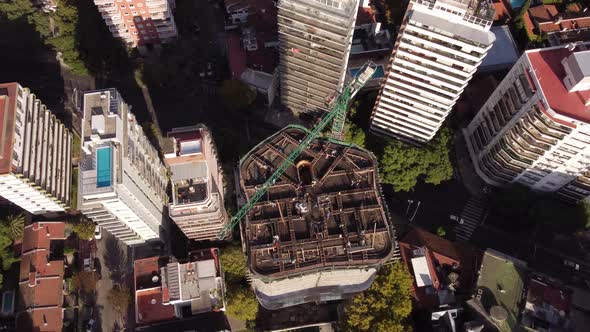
<box><xmin>217</xmin><ymin>62</ymin><xmax>377</xmax><ymax>240</ymax></box>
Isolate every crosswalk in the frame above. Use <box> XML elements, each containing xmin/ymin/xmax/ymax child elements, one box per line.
<box><xmin>454</xmin><ymin>197</ymin><xmax>486</xmax><ymax>241</ymax></box>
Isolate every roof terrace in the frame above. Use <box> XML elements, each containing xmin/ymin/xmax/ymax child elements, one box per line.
<box><xmin>240</xmin><ymin>127</ymin><xmax>395</xmax><ymax>279</ymax></box>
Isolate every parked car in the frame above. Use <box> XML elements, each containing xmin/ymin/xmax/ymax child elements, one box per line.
<box><xmin>564</xmin><ymin>260</ymin><xmax>580</xmax><ymax>271</ymax></box>
<box><xmin>94</xmin><ymin>225</ymin><xmax>102</xmax><ymax>240</ymax></box>
<box><xmin>193</xmin><ymin>22</ymin><xmax>200</xmax><ymax>33</ymax></box>
<box><xmin>450</xmin><ymin>214</ymin><xmax>465</xmax><ymax>224</ymax></box>
<box><xmin>83</xmin><ymin>258</ymin><xmax>93</xmax><ymax>272</ymax></box>
<box><xmin>86</xmin><ymin>319</ymin><xmax>96</xmax><ymax>332</ymax></box>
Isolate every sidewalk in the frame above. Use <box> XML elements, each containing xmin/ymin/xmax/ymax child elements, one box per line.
<box><xmin>453</xmin><ymin>131</ymin><xmax>485</xmax><ymax>197</ymax></box>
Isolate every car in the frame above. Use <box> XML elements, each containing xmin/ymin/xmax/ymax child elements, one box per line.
<box><xmin>564</xmin><ymin>260</ymin><xmax>580</xmax><ymax>270</ymax></box>
<box><xmin>207</xmin><ymin>62</ymin><xmax>213</xmax><ymax>76</ymax></box>
<box><xmin>94</xmin><ymin>225</ymin><xmax>101</xmax><ymax>240</ymax></box>
<box><xmin>450</xmin><ymin>214</ymin><xmax>465</xmax><ymax>224</ymax></box>
<box><xmin>86</xmin><ymin>319</ymin><xmax>96</xmax><ymax>332</ymax></box>
<box><xmin>193</xmin><ymin>22</ymin><xmax>200</xmax><ymax>33</ymax></box>
<box><xmin>83</xmin><ymin>258</ymin><xmax>93</xmax><ymax>272</ymax></box>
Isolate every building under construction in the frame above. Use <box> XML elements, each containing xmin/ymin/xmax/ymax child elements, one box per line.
<box><xmin>239</xmin><ymin>126</ymin><xmax>397</xmax><ymax>310</ymax></box>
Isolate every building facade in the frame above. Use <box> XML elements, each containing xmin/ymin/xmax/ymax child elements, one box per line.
<box><xmin>0</xmin><ymin>83</ymin><xmax>72</xmax><ymax>214</ymax></box>
<box><xmin>277</xmin><ymin>0</ymin><xmax>360</xmax><ymax>114</ymax></box>
<box><xmin>370</xmin><ymin>0</ymin><xmax>496</xmax><ymax>144</ymax></box>
<box><xmin>464</xmin><ymin>43</ymin><xmax>590</xmax><ymax>202</ymax></box>
<box><xmin>78</xmin><ymin>89</ymin><xmax>168</xmax><ymax>245</ymax></box>
<box><xmin>93</xmin><ymin>0</ymin><xmax>177</xmax><ymax>50</ymax></box>
<box><xmin>163</xmin><ymin>126</ymin><xmax>228</xmax><ymax>241</ymax></box>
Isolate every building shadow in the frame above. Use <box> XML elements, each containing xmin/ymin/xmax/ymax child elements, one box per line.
<box><xmin>102</xmin><ymin>235</ymin><xmax>127</xmax><ymax>284</ymax></box>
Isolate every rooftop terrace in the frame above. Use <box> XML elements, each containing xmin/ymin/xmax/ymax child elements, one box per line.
<box><xmin>240</xmin><ymin>127</ymin><xmax>395</xmax><ymax>279</ymax></box>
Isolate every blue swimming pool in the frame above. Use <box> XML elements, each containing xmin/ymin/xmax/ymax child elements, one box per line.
<box><xmin>511</xmin><ymin>0</ymin><xmax>526</xmax><ymax>9</ymax></box>
<box><xmin>350</xmin><ymin>65</ymin><xmax>386</xmax><ymax>79</ymax></box>
<box><xmin>2</xmin><ymin>291</ymin><xmax>14</xmax><ymax>315</ymax></box>
<box><xmin>96</xmin><ymin>147</ymin><xmax>112</xmax><ymax>188</ymax></box>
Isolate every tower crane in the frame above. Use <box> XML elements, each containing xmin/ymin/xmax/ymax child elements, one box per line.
<box><xmin>217</xmin><ymin>62</ymin><xmax>377</xmax><ymax>240</ymax></box>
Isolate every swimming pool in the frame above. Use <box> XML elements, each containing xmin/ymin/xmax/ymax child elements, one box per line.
<box><xmin>511</xmin><ymin>0</ymin><xmax>526</xmax><ymax>9</ymax></box>
<box><xmin>1</xmin><ymin>291</ymin><xmax>14</xmax><ymax>315</ymax></box>
<box><xmin>96</xmin><ymin>146</ymin><xmax>112</xmax><ymax>188</ymax></box>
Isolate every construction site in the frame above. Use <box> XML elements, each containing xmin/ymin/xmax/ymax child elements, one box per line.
<box><xmin>239</xmin><ymin>126</ymin><xmax>397</xmax><ymax>309</ymax></box>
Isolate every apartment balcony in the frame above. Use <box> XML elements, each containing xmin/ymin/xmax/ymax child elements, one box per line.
<box><xmin>94</xmin><ymin>0</ymin><xmax>113</xmax><ymax>5</ymax></box>
<box><xmin>404</xmin><ymin>24</ymin><xmax>488</xmax><ymax>56</ymax></box>
<box><xmin>389</xmin><ymin>71</ymin><xmax>457</xmax><ymax>99</ymax></box>
<box><xmin>280</xmin><ymin>60</ymin><xmax>341</xmax><ymax>87</ymax></box>
<box><xmin>393</xmin><ymin>62</ymin><xmax>463</xmax><ymax>92</ymax></box>
<box><xmin>373</xmin><ymin>106</ymin><xmax>439</xmax><ymax>133</ymax></box>
<box><xmin>397</xmin><ymin>49</ymin><xmax>471</xmax><ymax>79</ymax></box>
<box><xmin>280</xmin><ymin>37</ymin><xmax>342</xmax><ymax>67</ymax></box>
<box><xmin>277</xmin><ymin>22</ymin><xmax>346</xmax><ymax>52</ymax></box>
<box><xmin>277</xmin><ymin>2</ymin><xmax>351</xmax><ymax>36</ymax></box>
<box><xmin>279</xmin><ymin>51</ymin><xmax>341</xmax><ymax>77</ymax></box>
<box><xmin>398</xmin><ymin>39</ymin><xmax>478</xmax><ymax>73</ymax></box>
<box><xmin>393</xmin><ymin>56</ymin><xmax>467</xmax><ymax>86</ymax></box>
<box><xmin>279</xmin><ymin>31</ymin><xmax>344</xmax><ymax>59</ymax></box>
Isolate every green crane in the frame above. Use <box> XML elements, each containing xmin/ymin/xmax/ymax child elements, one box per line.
<box><xmin>217</xmin><ymin>62</ymin><xmax>377</xmax><ymax>240</ymax></box>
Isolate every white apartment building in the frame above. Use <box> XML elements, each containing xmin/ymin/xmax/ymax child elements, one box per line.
<box><xmin>278</xmin><ymin>0</ymin><xmax>360</xmax><ymax>114</ymax></box>
<box><xmin>78</xmin><ymin>89</ymin><xmax>168</xmax><ymax>245</ymax></box>
<box><xmin>464</xmin><ymin>43</ymin><xmax>590</xmax><ymax>202</ymax></box>
<box><xmin>93</xmin><ymin>0</ymin><xmax>177</xmax><ymax>51</ymax></box>
<box><xmin>370</xmin><ymin>0</ymin><xmax>496</xmax><ymax>144</ymax></box>
<box><xmin>163</xmin><ymin>126</ymin><xmax>228</xmax><ymax>241</ymax></box>
<box><xmin>0</xmin><ymin>83</ymin><xmax>72</xmax><ymax>214</ymax></box>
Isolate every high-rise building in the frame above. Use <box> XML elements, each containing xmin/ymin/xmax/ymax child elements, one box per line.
<box><xmin>370</xmin><ymin>0</ymin><xmax>496</xmax><ymax>144</ymax></box>
<box><xmin>93</xmin><ymin>0</ymin><xmax>177</xmax><ymax>51</ymax></box>
<box><xmin>277</xmin><ymin>0</ymin><xmax>360</xmax><ymax>114</ymax></box>
<box><xmin>239</xmin><ymin>127</ymin><xmax>397</xmax><ymax>309</ymax></box>
<box><xmin>163</xmin><ymin>126</ymin><xmax>228</xmax><ymax>241</ymax></box>
<box><xmin>464</xmin><ymin>43</ymin><xmax>590</xmax><ymax>202</ymax></box>
<box><xmin>78</xmin><ymin>89</ymin><xmax>168</xmax><ymax>245</ymax></box>
<box><xmin>0</xmin><ymin>83</ymin><xmax>72</xmax><ymax>214</ymax></box>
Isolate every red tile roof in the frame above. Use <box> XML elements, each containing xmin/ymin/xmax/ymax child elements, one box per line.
<box><xmin>0</xmin><ymin>83</ymin><xmax>18</xmax><ymax>175</ymax></box>
<box><xmin>227</xmin><ymin>32</ymin><xmax>247</xmax><ymax>79</ymax></box>
<box><xmin>136</xmin><ymin>288</ymin><xmax>176</xmax><ymax>324</ymax></box>
<box><xmin>493</xmin><ymin>0</ymin><xmax>512</xmax><ymax>22</ymax></box>
<box><xmin>528</xmin><ymin>4</ymin><xmax>590</xmax><ymax>33</ymax></box>
<box><xmin>527</xmin><ymin>47</ymin><xmax>590</xmax><ymax>123</ymax></box>
<box><xmin>18</xmin><ymin>222</ymin><xmax>66</xmax><ymax>332</ymax></box>
<box><xmin>527</xmin><ymin>278</ymin><xmax>572</xmax><ymax>314</ymax></box>
<box><xmin>524</xmin><ymin>12</ymin><xmax>536</xmax><ymax>37</ymax></box>
<box><xmin>357</xmin><ymin>6</ymin><xmax>376</xmax><ymax>25</ymax></box>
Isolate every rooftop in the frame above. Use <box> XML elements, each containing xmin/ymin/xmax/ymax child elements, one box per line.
<box><xmin>524</xmin><ymin>277</ymin><xmax>572</xmax><ymax>328</ymax></box>
<box><xmin>474</xmin><ymin>249</ymin><xmax>526</xmax><ymax>331</ymax></box>
<box><xmin>240</xmin><ymin>126</ymin><xmax>395</xmax><ymax>279</ymax></box>
<box><xmin>479</xmin><ymin>25</ymin><xmax>519</xmax><ymax>73</ymax></box>
<box><xmin>0</xmin><ymin>83</ymin><xmax>17</xmax><ymax>175</ymax></box>
<box><xmin>527</xmin><ymin>44</ymin><xmax>590</xmax><ymax>123</ymax></box>
<box><xmin>528</xmin><ymin>4</ymin><xmax>590</xmax><ymax>34</ymax></box>
<box><xmin>81</xmin><ymin>88</ymin><xmax>122</xmax><ymax>140</ymax></box>
<box><xmin>492</xmin><ymin>0</ymin><xmax>511</xmax><ymax>22</ymax></box>
<box><xmin>422</xmin><ymin>0</ymin><xmax>496</xmax><ymax>21</ymax></box>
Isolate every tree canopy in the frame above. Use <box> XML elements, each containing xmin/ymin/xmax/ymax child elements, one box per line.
<box><xmin>342</xmin><ymin>262</ymin><xmax>413</xmax><ymax>332</ymax></box>
<box><xmin>225</xmin><ymin>286</ymin><xmax>259</xmax><ymax>322</ymax></box>
<box><xmin>220</xmin><ymin>244</ymin><xmax>259</xmax><ymax>324</ymax></box>
<box><xmin>379</xmin><ymin>128</ymin><xmax>453</xmax><ymax>191</ymax></box>
<box><xmin>220</xmin><ymin>79</ymin><xmax>256</xmax><ymax>112</ymax></box>
<box><xmin>219</xmin><ymin>244</ymin><xmax>247</xmax><ymax>283</ymax></box>
<box><xmin>74</xmin><ymin>271</ymin><xmax>99</xmax><ymax>293</ymax></box>
<box><xmin>0</xmin><ymin>212</ymin><xmax>23</xmax><ymax>272</ymax></box>
<box><xmin>108</xmin><ymin>285</ymin><xmax>132</xmax><ymax>314</ymax></box>
<box><xmin>71</xmin><ymin>218</ymin><xmax>96</xmax><ymax>240</ymax></box>
<box><xmin>344</xmin><ymin>122</ymin><xmax>366</xmax><ymax>148</ymax></box>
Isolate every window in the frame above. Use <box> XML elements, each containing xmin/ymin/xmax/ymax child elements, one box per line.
<box><xmin>124</xmin><ymin>12</ymin><xmax>129</xmax><ymax>16</ymax></box>
<box><xmin>146</xmin><ymin>22</ymin><xmax>151</xmax><ymax>26</ymax></box>
<box><xmin>127</xmin><ymin>19</ymin><xmax>132</xmax><ymax>22</ymax></box>
<box><xmin>120</xmin><ymin>4</ymin><xmax>125</xmax><ymax>8</ymax></box>
<box><xmin>133</xmin><ymin>31</ymin><xmax>138</xmax><ymax>34</ymax></box>
<box><xmin>129</xmin><ymin>4</ymin><xmax>134</xmax><ymax>8</ymax></box>
<box><xmin>132</xmin><ymin>11</ymin><xmax>137</xmax><ymax>15</ymax></box>
<box><xmin>137</xmin><ymin>24</ymin><xmax>144</xmax><ymax>28</ymax></box>
<box><xmin>134</xmin><ymin>17</ymin><xmax>141</xmax><ymax>22</ymax></box>
<box><xmin>129</xmin><ymin>24</ymin><xmax>135</xmax><ymax>28</ymax></box>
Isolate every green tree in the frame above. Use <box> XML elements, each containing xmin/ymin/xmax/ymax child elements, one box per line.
<box><xmin>344</xmin><ymin>122</ymin><xmax>366</xmax><ymax>148</ymax></box>
<box><xmin>72</xmin><ymin>218</ymin><xmax>96</xmax><ymax>240</ymax></box>
<box><xmin>74</xmin><ymin>271</ymin><xmax>98</xmax><ymax>293</ymax></box>
<box><xmin>220</xmin><ymin>79</ymin><xmax>256</xmax><ymax>112</ymax></box>
<box><xmin>108</xmin><ymin>285</ymin><xmax>131</xmax><ymax>313</ymax></box>
<box><xmin>436</xmin><ymin>226</ymin><xmax>446</xmax><ymax>238</ymax></box>
<box><xmin>0</xmin><ymin>217</ymin><xmax>20</xmax><ymax>271</ymax></box>
<box><xmin>226</xmin><ymin>286</ymin><xmax>259</xmax><ymax>322</ymax></box>
<box><xmin>4</xmin><ymin>213</ymin><xmax>25</xmax><ymax>241</ymax></box>
<box><xmin>220</xmin><ymin>245</ymin><xmax>247</xmax><ymax>283</ymax></box>
<box><xmin>379</xmin><ymin>128</ymin><xmax>453</xmax><ymax>191</ymax></box>
<box><xmin>342</xmin><ymin>262</ymin><xmax>413</xmax><ymax>332</ymax></box>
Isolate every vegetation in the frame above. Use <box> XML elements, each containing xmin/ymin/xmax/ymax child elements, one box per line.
<box><xmin>436</xmin><ymin>226</ymin><xmax>446</xmax><ymax>238</ymax></box>
<box><xmin>4</xmin><ymin>214</ymin><xmax>25</xmax><ymax>241</ymax></box>
<box><xmin>489</xmin><ymin>185</ymin><xmax>590</xmax><ymax>239</ymax></box>
<box><xmin>379</xmin><ymin>128</ymin><xmax>454</xmax><ymax>191</ymax></box>
<box><xmin>108</xmin><ymin>285</ymin><xmax>132</xmax><ymax>314</ymax></box>
<box><xmin>70</xmin><ymin>169</ymin><xmax>78</xmax><ymax>210</ymax></box>
<box><xmin>74</xmin><ymin>271</ymin><xmax>99</xmax><ymax>293</ymax></box>
<box><xmin>71</xmin><ymin>218</ymin><xmax>95</xmax><ymax>240</ymax></box>
<box><xmin>342</xmin><ymin>262</ymin><xmax>413</xmax><ymax>332</ymax></box>
<box><xmin>0</xmin><ymin>212</ymin><xmax>23</xmax><ymax>274</ymax></box>
<box><xmin>344</xmin><ymin>122</ymin><xmax>366</xmax><ymax>148</ymax></box>
<box><xmin>220</xmin><ymin>244</ymin><xmax>259</xmax><ymax>324</ymax></box>
<box><xmin>220</xmin><ymin>79</ymin><xmax>256</xmax><ymax>112</ymax></box>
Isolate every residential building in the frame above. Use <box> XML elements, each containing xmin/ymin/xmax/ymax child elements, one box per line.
<box><xmin>225</xmin><ymin>0</ymin><xmax>279</xmax><ymax>107</ymax></box>
<box><xmin>467</xmin><ymin>249</ymin><xmax>527</xmax><ymax>332</ymax></box>
<box><xmin>93</xmin><ymin>0</ymin><xmax>177</xmax><ymax>51</ymax></box>
<box><xmin>479</xmin><ymin>25</ymin><xmax>519</xmax><ymax>74</ymax></box>
<box><xmin>521</xmin><ymin>275</ymin><xmax>572</xmax><ymax>331</ymax></box>
<box><xmin>78</xmin><ymin>89</ymin><xmax>168</xmax><ymax>245</ymax></box>
<box><xmin>525</xmin><ymin>4</ymin><xmax>590</xmax><ymax>46</ymax></box>
<box><xmin>239</xmin><ymin>126</ymin><xmax>397</xmax><ymax>310</ymax></box>
<box><xmin>134</xmin><ymin>249</ymin><xmax>226</xmax><ymax>326</ymax></box>
<box><xmin>16</xmin><ymin>222</ymin><xmax>66</xmax><ymax>332</ymax></box>
<box><xmin>369</xmin><ymin>0</ymin><xmax>496</xmax><ymax>144</ymax></box>
<box><xmin>277</xmin><ymin>0</ymin><xmax>360</xmax><ymax>114</ymax></box>
<box><xmin>399</xmin><ymin>226</ymin><xmax>482</xmax><ymax>331</ymax></box>
<box><xmin>463</xmin><ymin>43</ymin><xmax>590</xmax><ymax>202</ymax></box>
<box><xmin>163</xmin><ymin>126</ymin><xmax>228</xmax><ymax>241</ymax></box>
<box><xmin>492</xmin><ymin>0</ymin><xmax>511</xmax><ymax>23</ymax></box>
<box><xmin>0</xmin><ymin>83</ymin><xmax>72</xmax><ymax>214</ymax></box>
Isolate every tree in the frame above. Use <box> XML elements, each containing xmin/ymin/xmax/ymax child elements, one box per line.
<box><xmin>226</xmin><ymin>286</ymin><xmax>259</xmax><ymax>322</ymax></box>
<box><xmin>72</xmin><ymin>218</ymin><xmax>96</xmax><ymax>240</ymax></box>
<box><xmin>379</xmin><ymin>128</ymin><xmax>453</xmax><ymax>191</ymax></box>
<box><xmin>436</xmin><ymin>226</ymin><xmax>446</xmax><ymax>238</ymax></box>
<box><xmin>0</xmin><ymin>217</ymin><xmax>20</xmax><ymax>271</ymax></box>
<box><xmin>220</xmin><ymin>79</ymin><xmax>256</xmax><ymax>112</ymax></box>
<box><xmin>344</xmin><ymin>122</ymin><xmax>366</xmax><ymax>148</ymax></box>
<box><xmin>74</xmin><ymin>271</ymin><xmax>99</xmax><ymax>293</ymax></box>
<box><xmin>220</xmin><ymin>245</ymin><xmax>247</xmax><ymax>283</ymax></box>
<box><xmin>5</xmin><ymin>213</ymin><xmax>25</xmax><ymax>241</ymax></box>
<box><xmin>342</xmin><ymin>262</ymin><xmax>413</xmax><ymax>332</ymax></box>
<box><xmin>108</xmin><ymin>285</ymin><xmax>131</xmax><ymax>313</ymax></box>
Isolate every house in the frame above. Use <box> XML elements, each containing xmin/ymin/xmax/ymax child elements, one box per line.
<box><xmin>521</xmin><ymin>275</ymin><xmax>572</xmax><ymax>331</ymax></box>
<box><xmin>134</xmin><ymin>249</ymin><xmax>226</xmax><ymax>327</ymax></box>
<box><xmin>16</xmin><ymin>222</ymin><xmax>66</xmax><ymax>332</ymax></box>
<box><xmin>526</xmin><ymin>4</ymin><xmax>590</xmax><ymax>46</ymax></box>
